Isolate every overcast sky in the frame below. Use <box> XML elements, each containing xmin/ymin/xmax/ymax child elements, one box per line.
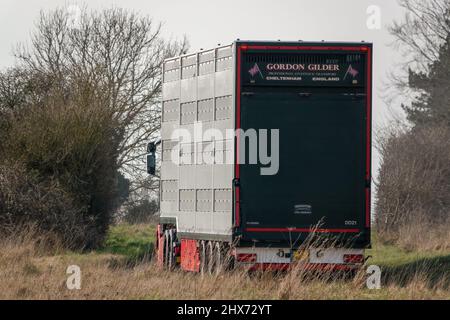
<box><xmin>0</xmin><ymin>0</ymin><xmax>407</xmax><ymax>182</ymax></box>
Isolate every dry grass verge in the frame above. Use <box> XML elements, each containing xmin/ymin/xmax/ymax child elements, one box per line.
<box><xmin>0</xmin><ymin>226</ymin><xmax>449</xmax><ymax>300</ymax></box>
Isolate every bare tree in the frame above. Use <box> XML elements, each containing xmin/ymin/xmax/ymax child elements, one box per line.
<box><xmin>14</xmin><ymin>6</ymin><xmax>188</xmax><ymax>195</ymax></box>
<box><xmin>375</xmin><ymin>0</ymin><xmax>450</xmax><ymax>249</ymax></box>
<box><xmin>390</xmin><ymin>0</ymin><xmax>450</xmax><ymax>71</ymax></box>
<box><xmin>0</xmin><ymin>68</ymin><xmax>28</xmax><ymax>110</ymax></box>
<box><xmin>384</xmin><ymin>0</ymin><xmax>450</xmax><ymax>103</ymax></box>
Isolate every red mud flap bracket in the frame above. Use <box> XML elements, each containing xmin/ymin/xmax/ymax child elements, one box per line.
<box><xmin>156</xmin><ymin>224</ymin><xmax>165</xmax><ymax>268</ymax></box>
<box><xmin>180</xmin><ymin>239</ymin><xmax>200</xmax><ymax>272</ymax></box>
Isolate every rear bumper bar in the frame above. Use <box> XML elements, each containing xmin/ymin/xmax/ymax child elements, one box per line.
<box><xmin>246</xmin><ymin>263</ymin><xmax>361</xmax><ymax>272</ymax></box>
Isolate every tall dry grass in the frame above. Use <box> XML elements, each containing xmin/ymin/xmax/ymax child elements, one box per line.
<box><xmin>376</xmin><ymin>123</ymin><xmax>450</xmax><ymax>251</ymax></box>
<box><xmin>0</xmin><ymin>231</ymin><xmax>448</xmax><ymax>300</ymax></box>
<box><xmin>387</xmin><ymin>215</ymin><xmax>450</xmax><ymax>252</ymax></box>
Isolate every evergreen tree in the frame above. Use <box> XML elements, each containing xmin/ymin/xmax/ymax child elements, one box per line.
<box><xmin>404</xmin><ymin>36</ymin><xmax>450</xmax><ymax>126</ymax></box>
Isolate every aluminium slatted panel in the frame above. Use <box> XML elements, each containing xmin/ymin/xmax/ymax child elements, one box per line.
<box><xmin>197</xmin><ymin>98</ymin><xmax>214</xmax><ymax>122</ymax></box>
<box><xmin>162</xmin><ymin>99</ymin><xmax>179</xmax><ymax>122</ymax></box>
<box><xmin>196</xmin><ymin>189</ymin><xmax>212</xmax><ymax>212</ymax></box>
<box><xmin>179</xmin><ymin>189</ymin><xmax>196</xmax><ymax>211</ymax></box>
<box><xmin>160</xmin><ymin>43</ymin><xmax>235</xmax><ymax>238</ymax></box>
<box><xmin>214</xmin><ymin>189</ymin><xmax>232</xmax><ymax>212</ymax></box>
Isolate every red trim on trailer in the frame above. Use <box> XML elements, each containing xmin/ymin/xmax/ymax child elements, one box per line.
<box><xmin>156</xmin><ymin>224</ymin><xmax>164</xmax><ymax>268</ymax></box>
<box><xmin>302</xmin><ymin>263</ymin><xmax>360</xmax><ymax>271</ymax></box>
<box><xmin>366</xmin><ymin>188</ymin><xmax>370</xmax><ymax>228</ymax></box>
<box><xmin>366</xmin><ymin>47</ymin><xmax>372</xmax><ymax>182</ymax></box>
<box><xmin>245</xmin><ymin>227</ymin><xmax>359</xmax><ymax>233</ymax></box>
<box><xmin>366</xmin><ymin>46</ymin><xmax>372</xmax><ymax>228</ymax></box>
<box><xmin>235</xmin><ymin>185</ymin><xmax>240</xmax><ymax>227</ymax></box>
<box><xmin>248</xmin><ymin>263</ymin><xmax>358</xmax><ymax>272</ymax></box>
<box><xmin>343</xmin><ymin>254</ymin><xmax>364</xmax><ymax>264</ymax></box>
<box><xmin>236</xmin><ymin>253</ymin><xmax>257</xmax><ymax>262</ymax></box>
<box><xmin>249</xmin><ymin>263</ymin><xmax>290</xmax><ymax>271</ymax></box>
<box><xmin>235</xmin><ymin>45</ymin><xmax>242</xmax><ymax>227</ymax></box>
<box><xmin>242</xmin><ymin>45</ymin><xmax>368</xmax><ymax>52</ymax></box>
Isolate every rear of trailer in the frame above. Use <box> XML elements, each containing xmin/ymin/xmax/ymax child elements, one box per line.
<box><xmin>150</xmin><ymin>40</ymin><xmax>372</xmax><ymax>272</ymax></box>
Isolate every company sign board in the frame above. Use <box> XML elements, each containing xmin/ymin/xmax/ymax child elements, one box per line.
<box><xmin>243</xmin><ymin>53</ymin><xmax>366</xmax><ymax>87</ymax></box>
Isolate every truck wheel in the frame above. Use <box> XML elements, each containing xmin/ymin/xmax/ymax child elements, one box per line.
<box><xmin>156</xmin><ymin>225</ymin><xmax>164</xmax><ymax>268</ymax></box>
<box><xmin>168</xmin><ymin>229</ymin><xmax>175</xmax><ymax>270</ymax></box>
<box><xmin>225</xmin><ymin>245</ymin><xmax>236</xmax><ymax>271</ymax></box>
<box><xmin>214</xmin><ymin>242</ymin><xmax>223</xmax><ymax>275</ymax></box>
<box><xmin>199</xmin><ymin>240</ymin><xmax>206</xmax><ymax>275</ymax></box>
<box><xmin>343</xmin><ymin>268</ymin><xmax>358</xmax><ymax>281</ymax></box>
<box><xmin>164</xmin><ymin>230</ymin><xmax>170</xmax><ymax>269</ymax></box>
<box><xmin>207</xmin><ymin>241</ymin><xmax>215</xmax><ymax>274</ymax></box>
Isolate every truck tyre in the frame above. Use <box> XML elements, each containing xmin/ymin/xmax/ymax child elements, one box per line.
<box><xmin>214</xmin><ymin>242</ymin><xmax>223</xmax><ymax>275</ymax></box>
<box><xmin>207</xmin><ymin>241</ymin><xmax>215</xmax><ymax>274</ymax></box>
<box><xmin>223</xmin><ymin>245</ymin><xmax>235</xmax><ymax>271</ymax></box>
<box><xmin>343</xmin><ymin>268</ymin><xmax>358</xmax><ymax>281</ymax></box>
<box><xmin>168</xmin><ymin>229</ymin><xmax>175</xmax><ymax>270</ymax></box>
<box><xmin>199</xmin><ymin>240</ymin><xmax>206</xmax><ymax>275</ymax></box>
<box><xmin>164</xmin><ymin>229</ymin><xmax>170</xmax><ymax>269</ymax></box>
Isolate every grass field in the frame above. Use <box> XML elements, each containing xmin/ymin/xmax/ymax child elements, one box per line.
<box><xmin>0</xmin><ymin>223</ymin><xmax>449</xmax><ymax>299</ymax></box>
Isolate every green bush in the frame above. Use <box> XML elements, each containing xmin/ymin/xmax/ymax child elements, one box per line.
<box><xmin>0</xmin><ymin>6</ymin><xmax>185</xmax><ymax>249</ymax></box>
<box><xmin>123</xmin><ymin>199</ymin><xmax>159</xmax><ymax>224</ymax></box>
<box><xmin>0</xmin><ymin>78</ymin><xmax>123</xmax><ymax>249</ymax></box>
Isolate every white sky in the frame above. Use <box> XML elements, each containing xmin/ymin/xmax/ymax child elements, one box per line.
<box><xmin>0</xmin><ymin>0</ymin><xmax>407</xmax><ymax>185</ymax></box>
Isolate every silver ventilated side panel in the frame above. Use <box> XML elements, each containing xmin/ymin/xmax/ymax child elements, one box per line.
<box><xmin>160</xmin><ymin>43</ymin><xmax>235</xmax><ymax>238</ymax></box>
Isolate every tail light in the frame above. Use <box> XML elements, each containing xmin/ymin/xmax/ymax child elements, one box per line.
<box><xmin>343</xmin><ymin>254</ymin><xmax>364</xmax><ymax>264</ymax></box>
<box><xmin>236</xmin><ymin>253</ymin><xmax>257</xmax><ymax>262</ymax></box>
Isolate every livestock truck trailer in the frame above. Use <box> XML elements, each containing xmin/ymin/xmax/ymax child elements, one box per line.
<box><xmin>147</xmin><ymin>40</ymin><xmax>372</xmax><ymax>273</ymax></box>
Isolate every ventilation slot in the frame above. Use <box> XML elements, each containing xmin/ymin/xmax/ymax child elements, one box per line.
<box><xmin>162</xmin><ymin>140</ymin><xmax>177</xmax><ymax>162</ymax></box>
<box><xmin>215</xmin><ymin>95</ymin><xmax>232</xmax><ymax>120</ymax></box>
<box><xmin>214</xmin><ymin>189</ymin><xmax>232</xmax><ymax>212</ymax></box>
<box><xmin>179</xmin><ymin>189</ymin><xmax>196</xmax><ymax>211</ymax></box>
<box><xmin>162</xmin><ymin>99</ymin><xmax>179</xmax><ymax>122</ymax></box>
<box><xmin>243</xmin><ymin>53</ymin><xmax>359</xmax><ymax>65</ymax></box>
<box><xmin>197</xmin><ymin>98</ymin><xmax>214</xmax><ymax>122</ymax></box>
<box><xmin>161</xmin><ymin>180</ymin><xmax>178</xmax><ymax>202</ymax></box>
<box><xmin>196</xmin><ymin>189</ymin><xmax>212</xmax><ymax>212</ymax></box>
<box><xmin>180</xmin><ymin>101</ymin><xmax>197</xmax><ymax>124</ymax></box>
<box><xmin>180</xmin><ymin>142</ymin><xmax>195</xmax><ymax>166</ymax></box>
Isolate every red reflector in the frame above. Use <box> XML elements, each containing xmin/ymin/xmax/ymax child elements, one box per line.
<box><xmin>343</xmin><ymin>254</ymin><xmax>364</xmax><ymax>264</ymax></box>
<box><xmin>236</xmin><ymin>253</ymin><xmax>256</xmax><ymax>262</ymax></box>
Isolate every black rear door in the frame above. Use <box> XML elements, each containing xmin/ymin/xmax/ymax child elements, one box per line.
<box><xmin>235</xmin><ymin>44</ymin><xmax>372</xmax><ymax>248</ymax></box>
<box><xmin>240</xmin><ymin>91</ymin><xmax>365</xmax><ymax>240</ymax></box>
